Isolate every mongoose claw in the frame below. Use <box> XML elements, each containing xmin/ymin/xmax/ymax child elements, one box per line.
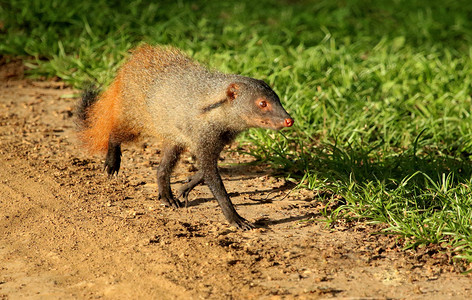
<box><xmin>176</xmin><ymin>171</ymin><xmax>203</xmax><ymax>207</ymax></box>
<box><xmin>104</xmin><ymin>163</ymin><xmax>119</xmax><ymax>177</ymax></box>
<box><xmin>158</xmin><ymin>194</ymin><xmax>182</xmax><ymax>208</ymax></box>
<box><xmin>231</xmin><ymin>217</ymin><xmax>255</xmax><ymax>231</ymax></box>
<box><xmin>177</xmin><ymin>189</ymin><xmax>190</xmax><ymax>207</ymax></box>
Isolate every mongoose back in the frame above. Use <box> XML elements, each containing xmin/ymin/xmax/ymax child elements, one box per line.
<box><xmin>77</xmin><ymin>44</ymin><xmax>294</xmax><ymax>230</ymax></box>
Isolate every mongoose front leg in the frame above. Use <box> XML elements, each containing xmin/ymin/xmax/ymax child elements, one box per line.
<box><xmin>204</xmin><ymin>165</ymin><xmax>253</xmax><ymax>230</ymax></box>
<box><xmin>198</xmin><ymin>148</ymin><xmax>254</xmax><ymax>230</ymax></box>
<box><xmin>157</xmin><ymin>144</ymin><xmax>183</xmax><ymax>208</ymax></box>
<box><xmin>177</xmin><ymin>171</ymin><xmax>204</xmax><ymax>207</ymax></box>
<box><xmin>104</xmin><ymin>140</ymin><xmax>121</xmax><ymax>176</ymax></box>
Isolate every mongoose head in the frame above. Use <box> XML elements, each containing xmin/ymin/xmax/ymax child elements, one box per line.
<box><xmin>227</xmin><ymin>78</ymin><xmax>294</xmax><ymax>130</ymax></box>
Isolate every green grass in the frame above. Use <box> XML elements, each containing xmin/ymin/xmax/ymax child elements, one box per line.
<box><xmin>2</xmin><ymin>0</ymin><xmax>472</xmax><ymax>263</ymax></box>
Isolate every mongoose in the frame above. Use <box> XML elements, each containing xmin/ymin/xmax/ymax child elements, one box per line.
<box><xmin>77</xmin><ymin>44</ymin><xmax>294</xmax><ymax>230</ymax></box>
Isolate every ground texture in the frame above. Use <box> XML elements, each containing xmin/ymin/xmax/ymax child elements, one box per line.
<box><xmin>1</xmin><ymin>60</ymin><xmax>471</xmax><ymax>299</ymax></box>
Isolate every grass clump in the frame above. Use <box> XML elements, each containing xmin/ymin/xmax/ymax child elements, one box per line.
<box><xmin>2</xmin><ymin>0</ymin><xmax>472</xmax><ymax>262</ymax></box>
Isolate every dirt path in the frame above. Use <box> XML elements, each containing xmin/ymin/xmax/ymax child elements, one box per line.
<box><xmin>1</xmin><ymin>61</ymin><xmax>471</xmax><ymax>299</ymax></box>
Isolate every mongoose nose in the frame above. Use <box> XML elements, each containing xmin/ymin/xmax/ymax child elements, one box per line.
<box><xmin>284</xmin><ymin>118</ymin><xmax>294</xmax><ymax>127</ymax></box>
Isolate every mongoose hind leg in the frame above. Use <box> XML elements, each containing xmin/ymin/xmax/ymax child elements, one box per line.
<box><xmin>104</xmin><ymin>140</ymin><xmax>122</xmax><ymax>176</ymax></box>
<box><xmin>178</xmin><ymin>171</ymin><xmax>204</xmax><ymax>207</ymax></box>
<box><xmin>157</xmin><ymin>144</ymin><xmax>184</xmax><ymax>208</ymax></box>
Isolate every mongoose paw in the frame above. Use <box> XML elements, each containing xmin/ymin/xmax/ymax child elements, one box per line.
<box><xmin>104</xmin><ymin>163</ymin><xmax>120</xmax><ymax>177</ymax></box>
<box><xmin>230</xmin><ymin>217</ymin><xmax>255</xmax><ymax>231</ymax></box>
<box><xmin>176</xmin><ymin>172</ymin><xmax>203</xmax><ymax>207</ymax></box>
<box><xmin>158</xmin><ymin>195</ymin><xmax>182</xmax><ymax>209</ymax></box>
<box><xmin>104</xmin><ymin>144</ymin><xmax>121</xmax><ymax>176</ymax></box>
<box><xmin>177</xmin><ymin>188</ymin><xmax>191</xmax><ymax>207</ymax></box>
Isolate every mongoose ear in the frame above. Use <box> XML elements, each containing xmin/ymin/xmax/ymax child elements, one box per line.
<box><xmin>226</xmin><ymin>83</ymin><xmax>239</xmax><ymax>101</ymax></box>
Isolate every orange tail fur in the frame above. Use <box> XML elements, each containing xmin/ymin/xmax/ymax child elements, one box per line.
<box><xmin>78</xmin><ymin>75</ymin><xmax>123</xmax><ymax>153</ymax></box>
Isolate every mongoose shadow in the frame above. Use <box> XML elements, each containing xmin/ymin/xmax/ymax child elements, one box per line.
<box><xmin>254</xmin><ymin>213</ymin><xmax>319</xmax><ymax>228</ymax></box>
<box><xmin>77</xmin><ymin>44</ymin><xmax>294</xmax><ymax>230</ymax></box>
<box><xmin>174</xmin><ymin>162</ymin><xmax>321</xmax><ymax>229</ymax></box>
<box><xmin>175</xmin><ymin>163</ymin><xmax>296</xmax><ymax>208</ymax></box>
<box><xmin>180</xmin><ymin>182</ymin><xmax>295</xmax><ymax>208</ymax></box>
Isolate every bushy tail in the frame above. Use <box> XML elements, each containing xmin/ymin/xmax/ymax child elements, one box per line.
<box><xmin>76</xmin><ymin>81</ymin><xmax>121</xmax><ymax>154</ymax></box>
<box><xmin>77</xmin><ymin>85</ymin><xmax>101</xmax><ymax>126</ymax></box>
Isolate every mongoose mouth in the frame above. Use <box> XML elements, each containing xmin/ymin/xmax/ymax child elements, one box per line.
<box><xmin>256</xmin><ymin>118</ymin><xmax>294</xmax><ymax>130</ymax></box>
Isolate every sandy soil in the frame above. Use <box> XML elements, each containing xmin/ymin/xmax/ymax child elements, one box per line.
<box><xmin>1</xmin><ymin>58</ymin><xmax>471</xmax><ymax>299</ymax></box>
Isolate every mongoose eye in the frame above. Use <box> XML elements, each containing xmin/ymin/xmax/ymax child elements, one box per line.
<box><xmin>259</xmin><ymin>100</ymin><xmax>267</xmax><ymax>108</ymax></box>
